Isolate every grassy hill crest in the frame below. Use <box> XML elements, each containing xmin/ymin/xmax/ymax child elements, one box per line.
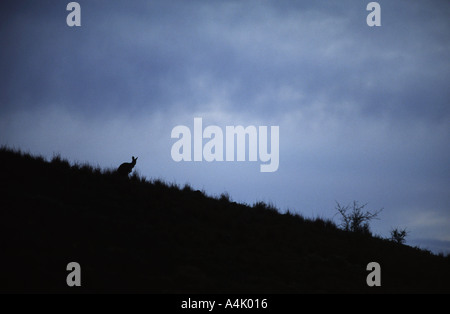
<box><xmin>1</xmin><ymin>147</ymin><xmax>449</xmax><ymax>293</ymax></box>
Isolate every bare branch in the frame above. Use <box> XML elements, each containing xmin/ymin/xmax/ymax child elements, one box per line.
<box><xmin>335</xmin><ymin>201</ymin><xmax>382</xmax><ymax>234</ymax></box>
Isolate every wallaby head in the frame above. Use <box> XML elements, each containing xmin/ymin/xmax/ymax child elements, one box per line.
<box><xmin>132</xmin><ymin>156</ymin><xmax>138</xmax><ymax>165</ymax></box>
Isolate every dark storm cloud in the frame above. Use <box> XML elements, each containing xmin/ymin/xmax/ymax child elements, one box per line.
<box><xmin>1</xmin><ymin>1</ymin><xmax>200</xmax><ymax>116</ymax></box>
<box><xmin>1</xmin><ymin>0</ymin><xmax>449</xmax><ymax>123</ymax></box>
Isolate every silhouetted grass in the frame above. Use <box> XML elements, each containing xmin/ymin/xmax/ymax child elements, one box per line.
<box><xmin>0</xmin><ymin>146</ymin><xmax>449</xmax><ymax>293</ymax></box>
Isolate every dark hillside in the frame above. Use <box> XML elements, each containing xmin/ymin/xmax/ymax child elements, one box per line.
<box><xmin>0</xmin><ymin>147</ymin><xmax>449</xmax><ymax>293</ymax></box>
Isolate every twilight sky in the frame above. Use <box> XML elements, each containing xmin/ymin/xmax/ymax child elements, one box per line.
<box><xmin>1</xmin><ymin>0</ymin><xmax>449</xmax><ymax>254</ymax></box>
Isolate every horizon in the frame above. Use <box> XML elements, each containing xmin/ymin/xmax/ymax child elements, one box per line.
<box><xmin>1</xmin><ymin>0</ymin><xmax>449</xmax><ymax>255</ymax></box>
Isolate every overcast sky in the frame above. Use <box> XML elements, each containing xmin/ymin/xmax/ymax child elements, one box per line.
<box><xmin>1</xmin><ymin>0</ymin><xmax>449</xmax><ymax>254</ymax></box>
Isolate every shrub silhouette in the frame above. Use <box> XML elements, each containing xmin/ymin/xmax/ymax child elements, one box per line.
<box><xmin>219</xmin><ymin>192</ymin><xmax>231</xmax><ymax>203</ymax></box>
<box><xmin>390</xmin><ymin>227</ymin><xmax>409</xmax><ymax>244</ymax></box>
<box><xmin>335</xmin><ymin>201</ymin><xmax>382</xmax><ymax>235</ymax></box>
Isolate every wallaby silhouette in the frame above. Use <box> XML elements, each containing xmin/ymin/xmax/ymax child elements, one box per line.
<box><xmin>117</xmin><ymin>156</ymin><xmax>138</xmax><ymax>177</ymax></box>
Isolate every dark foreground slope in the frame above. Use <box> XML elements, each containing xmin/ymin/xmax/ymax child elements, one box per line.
<box><xmin>0</xmin><ymin>148</ymin><xmax>449</xmax><ymax>293</ymax></box>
